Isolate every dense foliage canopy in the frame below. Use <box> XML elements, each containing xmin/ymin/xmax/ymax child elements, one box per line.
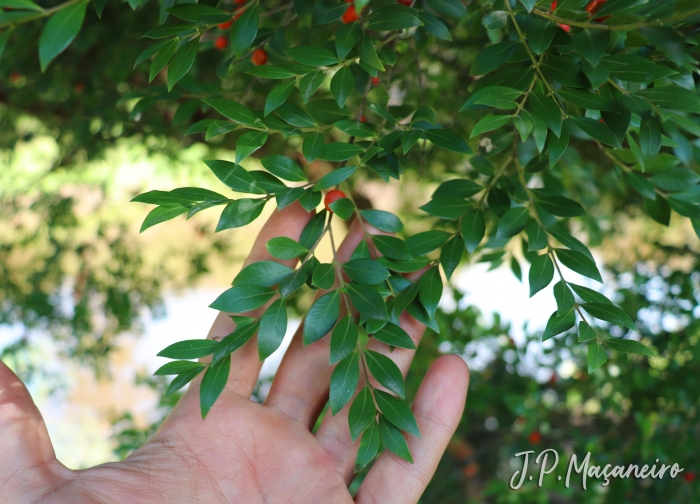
<box><xmin>1</xmin><ymin>0</ymin><xmax>699</xmax><ymax>499</ymax></box>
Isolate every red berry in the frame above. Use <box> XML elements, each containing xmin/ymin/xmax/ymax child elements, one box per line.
<box><xmin>360</xmin><ymin>115</ymin><xmax>367</xmax><ymax>122</ymax></box>
<box><xmin>218</xmin><ymin>19</ymin><xmax>233</xmax><ymax>30</ymax></box>
<box><xmin>685</xmin><ymin>472</ymin><xmax>696</xmax><ymax>483</ymax></box>
<box><xmin>397</xmin><ymin>0</ymin><xmax>412</xmax><ymax>4</ymax></box>
<box><xmin>372</xmin><ymin>76</ymin><xmax>380</xmax><ymax>85</ymax></box>
<box><xmin>528</xmin><ymin>431</ymin><xmax>542</xmax><ymax>445</ymax></box>
<box><xmin>234</xmin><ymin>0</ymin><xmax>246</xmax><ymax>4</ymax></box>
<box><xmin>324</xmin><ymin>189</ymin><xmax>347</xmax><ymax>212</ymax></box>
<box><xmin>251</xmin><ymin>48</ymin><xmax>268</xmax><ymax>66</ymax></box>
<box><xmin>214</xmin><ymin>36</ymin><xmax>228</xmax><ymax>51</ymax></box>
<box><xmin>550</xmin><ymin>0</ymin><xmax>558</xmax><ymax>8</ymax></box>
<box><xmin>342</xmin><ymin>5</ymin><xmax>359</xmax><ymax>24</ymax></box>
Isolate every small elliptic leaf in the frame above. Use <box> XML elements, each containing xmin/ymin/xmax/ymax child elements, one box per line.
<box><xmin>588</xmin><ymin>341</ymin><xmax>607</xmax><ymax>373</ymax></box>
<box><xmin>200</xmin><ymin>356</ymin><xmax>231</xmax><ymax>418</ymax></box>
<box><xmin>330</xmin><ymin>351</ymin><xmax>359</xmax><ymax>414</ymax></box>
<box><xmin>364</xmin><ymin>350</ymin><xmax>404</xmax><ymax>398</ymax></box>
<box><xmin>330</xmin><ymin>316</ymin><xmax>359</xmax><ymax>365</ymax></box>
<box><xmin>349</xmin><ymin>386</ymin><xmax>376</xmax><ymax>441</ymax></box>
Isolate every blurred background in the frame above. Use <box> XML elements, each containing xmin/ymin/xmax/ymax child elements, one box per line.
<box><xmin>1</xmin><ymin>1</ymin><xmax>699</xmax><ymax>503</ymax></box>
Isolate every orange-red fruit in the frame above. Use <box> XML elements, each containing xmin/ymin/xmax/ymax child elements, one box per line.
<box><xmin>234</xmin><ymin>0</ymin><xmax>246</xmax><ymax>4</ymax></box>
<box><xmin>685</xmin><ymin>472</ymin><xmax>696</xmax><ymax>483</ymax></box>
<box><xmin>528</xmin><ymin>431</ymin><xmax>542</xmax><ymax>445</ymax></box>
<box><xmin>360</xmin><ymin>115</ymin><xmax>367</xmax><ymax>122</ymax></box>
<box><xmin>324</xmin><ymin>189</ymin><xmax>347</xmax><ymax>212</ymax></box>
<box><xmin>214</xmin><ymin>36</ymin><xmax>228</xmax><ymax>50</ymax></box>
<box><xmin>251</xmin><ymin>48</ymin><xmax>268</xmax><ymax>66</ymax></box>
<box><xmin>218</xmin><ymin>19</ymin><xmax>233</xmax><ymax>30</ymax></box>
<box><xmin>372</xmin><ymin>76</ymin><xmax>380</xmax><ymax>85</ymax></box>
<box><xmin>397</xmin><ymin>0</ymin><xmax>412</xmax><ymax>5</ymax></box>
<box><xmin>342</xmin><ymin>5</ymin><xmax>359</xmax><ymax>24</ymax></box>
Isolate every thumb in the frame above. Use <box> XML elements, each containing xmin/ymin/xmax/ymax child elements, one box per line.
<box><xmin>0</xmin><ymin>359</ymin><xmax>57</xmax><ymax>479</ymax></box>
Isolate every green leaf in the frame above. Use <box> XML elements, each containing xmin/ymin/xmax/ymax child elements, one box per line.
<box><xmin>528</xmin><ymin>91</ymin><xmax>562</xmax><ymax>137</ymax></box>
<box><xmin>258</xmin><ymin>299</ymin><xmax>287</xmax><ymax>360</ymax></box>
<box><xmin>320</xmin><ymin>143</ymin><xmax>364</xmax><ymax>162</ymax></box>
<box><xmin>330</xmin><ymin>351</ymin><xmax>359</xmax><ymax>414</ymax></box>
<box><xmin>425</xmin><ymin>128</ymin><xmax>472</xmax><ymax>154</ymax></box>
<box><xmin>349</xmin><ymin>387</ymin><xmax>375</xmax><ymax>441</ymax></box>
<box><xmin>167</xmin><ymin>37</ymin><xmax>199</xmax><ymax>91</ymax></box>
<box><xmin>600</xmin><ymin>54</ymin><xmax>677</xmax><ymax>83</ymax></box>
<box><xmin>425</xmin><ymin>0</ymin><xmax>466</xmax><ymax>18</ymax></box>
<box><xmin>233</xmin><ymin>261</ymin><xmax>293</xmax><ymax>288</ymax></box>
<box><xmin>143</xmin><ymin>24</ymin><xmax>194</xmax><ymax>39</ymax></box>
<box><xmin>329</xmin><ymin>198</ymin><xmax>355</xmax><ymax>220</ymax></box>
<box><xmin>440</xmin><ymin>236</ymin><xmax>464</xmax><ymax>280</ymax></box>
<box><xmin>365</xmin><ymin>350</ymin><xmax>404</xmax><ymax>398</ymax></box>
<box><xmin>343</xmin><ymin>259</ymin><xmax>390</xmax><ymax>285</ymax></box>
<box><xmin>38</xmin><ymin>0</ymin><xmax>88</xmax><ymax>72</ymax></box>
<box><xmin>299</xmin><ymin>210</ymin><xmax>326</xmax><ymax>249</ymax></box>
<box><xmin>433</xmin><ymin>180</ymin><xmax>482</xmax><ymax>199</ymax></box>
<box><xmin>420</xmin><ymin>196</ymin><xmax>470</xmax><ymax>220</ymax></box>
<box><xmin>231</xmin><ymin>4</ymin><xmax>258</xmax><ymax>59</ymax></box>
<box><xmin>555</xmin><ymin>249</ymin><xmax>603</xmax><ymax>283</ymax></box>
<box><xmin>154</xmin><ymin>360</ymin><xmax>205</xmax><ymax>376</ymax></box>
<box><xmin>529</xmin><ymin>253</ymin><xmax>554</xmax><ymax>297</ymax></box>
<box><xmin>216</xmin><ymin>198</ymin><xmax>266</xmax><ymax>231</ymax></box>
<box><xmin>668</xmin><ymin>197</ymin><xmax>700</xmax><ymax>219</ymax></box>
<box><xmin>204</xmin><ymin>160</ymin><xmax>262</xmax><ymax>194</ymax></box>
<box><xmin>535</xmin><ymin>193</ymin><xmax>586</xmax><ymax>217</ymax></box>
<box><xmin>311</xmin><ymin>263</ymin><xmax>335</xmax><ymax>290</ymax></box>
<box><xmin>406</xmin><ymin>230</ymin><xmax>451</xmax><ymax>256</ymax></box>
<box><xmin>149</xmin><ymin>38</ymin><xmax>177</xmax><ymax>83</ymax></box>
<box><xmin>374</xmin><ymin>389</ymin><xmax>420</xmax><ymax>437</ymax></box>
<box><xmin>286</xmin><ymin>45</ymin><xmax>338</xmax><ymax>67</ymax></box>
<box><xmin>204</xmin><ymin>120</ymin><xmax>237</xmax><ymax>140</ymax></box>
<box><xmin>570</xmin><ymin>116</ymin><xmax>622</xmax><ymax>149</ymax></box>
<box><xmin>650</xmin><ymin>168</ymin><xmax>700</xmax><ymax>193</ymax></box>
<box><xmin>204</xmin><ymin>98</ymin><xmax>261</xmax><ymax>127</ymax></box>
<box><xmin>372</xmin><ymin>322</ymin><xmax>415</xmax><ymax>349</ymax></box>
<box><xmin>303</xmin><ymin>290</ymin><xmax>340</xmax><ymax>344</ymax></box>
<box><xmin>330</xmin><ymin>66</ymin><xmax>354</xmax><ymax>108</ymax></box>
<box><xmin>299</xmin><ymin>71</ymin><xmax>324</xmax><ymax>104</ymax></box>
<box><xmin>355</xmin><ymin>420</ymin><xmax>380</xmax><ymax>472</ymax></box>
<box><xmin>348</xmin><ymin>284</ymin><xmax>388</xmax><ymax>320</ymax></box>
<box><xmin>303</xmin><ymin>133</ymin><xmax>325</xmax><ymax>163</ymax></box>
<box><xmin>331</xmin><ymin>316</ymin><xmax>358</xmax><ymax>365</ymax></box>
<box><xmin>266</xmin><ymin>237</ymin><xmax>308</xmax><ymax>260</ymax></box>
<box><xmin>0</xmin><ymin>0</ymin><xmax>42</xmax><ymax>10</ymax></box>
<box><xmin>372</xmin><ymin>235</ymin><xmax>413</xmax><ymax>261</ymax></box>
<box><xmin>265</xmin><ymin>80</ymin><xmax>295</xmax><ymax>116</ymax></box>
<box><xmin>527</xmin><ymin>221</ymin><xmax>548</xmax><ymax>251</ymax></box>
<box><xmin>588</xmin><ymin>341</ymin><xmax>607</xmax><ymax>373</ymax></box>
<box><xmin>157</xmin><ymin>339</ymin><xmax>218</xmax><ymax>359</ymax></box>
<box><xmin>553</xmin><ymin>281</ymin><xmax>575</xmax><ymax>315</ymax></box>
<box><xmin>212</xmin><ymin>321</ymin><xmax>259</xmax><ymax>364</ymax></box>
<box><xmin>570</xmin><ymin>284</ymin><xmax>613</xmax><ymax>305</ymax></box>
<box><xmin>261</xmin><ymin>155</ymin><xmax>307</xmax><ymax>182</ymax></box>
<box><xmin>470</xmin><ymin>42</ymin><xmax>515</xmax><ymax>77</ymax></box>
<box><xmin>166</xmin><ymin>4</ymin><xmax>228</xmax><ymax>21</ymax></box>
<box><xmin>470</xmin><ymin>115</ymin><xmax>511</xmax><ymax>138</ymax></box>
<box><xmin>461</xmin><ymin>209</ymin><xmax>485</xmax><ymax>253</ymax></box>
<box><xmin>578</xmin><ymin>321</ymin><xmax>596</xmax><ymax>342</ymax></box>
<box><xmin>367</xmin><ymin>5</ymin><xmax>422</xmax><ymax>31</ymax></box>
<box><xmin>644</xmin><ymin>195</ymin><xmax>671</xmax><ymax>226</ymax></box>
<box><xmin>419</xmin><ymin>11</ymin><xmax>451</xmax><ymax>40</ymax></box>
<box><xmin>360</xmin><ymin>209</ymin><xmax>403</xmax><ymax>233</ymax></box>
<box><xmin>496</xmin><ymin>207</ymin><xmax>529</xmax><ymax>239</ymax></box>
<box><xmin>316</xmin><ymin>166</ymin><xmax>357</xmax><ymax>191</ymax></box>
<box><xmin>546</xmin><ymin>228</ymin><xmax>594</xmax><ymax>260</ymax></box>
<box><xmin>542</xmin><ymin>309</ymin><xmax>576</xmax><ymax>341</ymax></box>
<box><xmin>605</xmin><ymin>339</ymin><xmax>655</xmax><ymax>357</ymax></box>
<box><xmin>335</xmin><ymin>20</ymin><xmax>362</xmax><ymax>60</ymax></box>
<box><xmin>246</xmin><ymin>66</ymin><xmax>298</xmax><ymax>79</ymax></box>
<box><xmin>581</xmin><ymin>60</ymin><xmax>609</xmax><ymax>89</ymax></box>
<box><xmin>639</xmin><ymin>117</ymin><xmax>660</xmax><ymax>170</ymax></box>
<box><xmin>139</xmin><ymin>206</ymin><xmax>188</xmax><ymax>232</ymax></box>
<box><xmin>200</xmin><ymin>356</ymin><xmax>231</xmax><ymax>418</ymax></box>
<box><xmin>279</xmin><ymin>268</ymin><xmax>307</xmax><ymax>298</ymax></box>
<box><xmin>358</xmin><ymin>35</ymin><xmax>385</xmax><ymax>72</ymax></box>
<box><xmin>572</xmin><ymin>29</ymin><xmax>609</xmax><ymax>66</ymax></box>
<box><xmin>581</xmin><ymin>302</ymin><xmax>636</xmax><ymax>330</ymax></box>
<box><xmin>556</xmin><ymin>89</ymin><xmax>613</xmax><ymax>111</ymax></box>
<box><xmin>235</xmin><ymin>131</ymin><xmax>268</xmax><ymax>164</ymax></box>
<box><xmin>210</xmin><ymin>285</ymin><xmax>275</xmax><ymax>313</ymax></box>
<box><xmin>418</xmin><ymin>266</ymin><xmax>442</xmax><ymax>319</ymax></box>
<box><xmin>165</xmin><ymin>367</ymin><xmax>205</xmax><ymax>397</ymax></box>
<box><xmin>529</xmin><ymin>22</ymin><xmax>556</xmax><ymax>54</ymax></box>
<box><xmin>378</xmin><ymin>416</ymin><xmax>413</xmax><ymax>463</ymax></box>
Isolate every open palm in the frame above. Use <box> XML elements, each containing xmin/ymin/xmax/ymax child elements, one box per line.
<box><xmin>0</xmin><ymin>203</ymin><xmax>469</xmax><ymax>504</ymax></box>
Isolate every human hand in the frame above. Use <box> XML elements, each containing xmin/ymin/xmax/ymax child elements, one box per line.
<box><xmin>0</xmin><ymin>202</ymin><xmax>469</xmax><ymax>503</ymax></box>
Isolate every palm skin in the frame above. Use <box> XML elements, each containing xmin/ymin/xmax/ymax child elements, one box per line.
<box><xmin>0</xmin><ymin>203</ymin><xmax>470</xmax><ymax>504</ymax></box>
